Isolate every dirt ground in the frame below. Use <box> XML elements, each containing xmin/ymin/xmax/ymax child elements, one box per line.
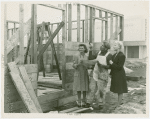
<box><xmin>56</xmin><ymin>66</ymin><xmax>146</xmax><ymax>114</ymax></box>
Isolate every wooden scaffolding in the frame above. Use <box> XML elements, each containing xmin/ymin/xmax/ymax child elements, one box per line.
<box><xmin>4</xmin><ymin>3</ymin><xmax>124</xmax><ymax>113</ymax></box>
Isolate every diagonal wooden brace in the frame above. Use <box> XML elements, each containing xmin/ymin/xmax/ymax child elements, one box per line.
<box><xmin>37</xmin><ymin>21</ymin><xmax>64</xmax><ymax>59</ymax></box>
<box><xmin>46</xmin><ymin>22</ymin><xmax>62</xmax><ymax>80</ymax></box>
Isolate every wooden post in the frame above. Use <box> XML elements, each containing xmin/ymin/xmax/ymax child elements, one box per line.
<box><xmin>19</xmin><ymin>4</ymin><xmax>24</xmax><ymax>64</ymax></box>
<box><xmin>85</xmin><ymin>6</ymin><xmax>88</xmax><ymax>42</ymax></box>
<box><xmin>119</xmin><ymin>16</ymin><xmax>124</xmax><ymax>41</ymax></box>
<box><xmin>92</xmin><ymin>8</ymin><xmax>95</xmax><ymax>42</ymax></box>
<box><xmin>99</xmin><ymin>10</ymin><xmax>103</xmax><ymax>42</ymax></box>
<box><xmin>82</xmin><ymin>20</ymin><xmax>84</xmax><ymax>42</ymax></box>
<box><xmin>89</xmin><ymin>7</ymin><xmax>93</xmax><ymax>43</ymax></box>
<box><xmin>31</xmin><ymin>4</ymin><xmax>37</xmax><ymax>64</ymax></box>
<box><xmin>77</xmin><ymin>4</ymin><xmax>80</xmax><ymax>42</ymax></box>
<box><xmin>13</xmin><ymin>23</ymin><xmax>18</xmax><ymax>60</ymax></box>
<box><xmin>7</xmin><ymin>23</ymin><xmax>9</xmax><ymax>40</ymax></box>
<box><xmin>62</xmin><ymin>4</ymin><xmax>67</xmax><ymax>88</ymax></box>
<box><xmin>51</xmin><ymin>24</ymin><xmax>53</xmax><ymax>71</ymax></box>
<box><xmin>105</xmin><ymin>12</ymin><xmax>108</xmax><ymax>41</ymax></box>
<box><xmin>115</xmin><ymin>15</ymin><xmax>118</xmax><ymax>40</ymax></box>
<box><xmin>57</xmin><ymin>24</ymin><xmax>59</xmax><ymax>60</ymax></box>
<box><xmin>68</xmin><ymin>4</ymin><xmax>72</xmax><ymax>41</ymax></box>
<box><xmin>110</xmin><ymin>13</ymin><xmax>113</xmax><ymax>41</ymax></box>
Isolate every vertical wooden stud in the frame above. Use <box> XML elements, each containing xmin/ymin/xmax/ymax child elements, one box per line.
<box><xmin>85</xmin><ymin>6</ymin><xmax>88</xmax><ymax>43</ymax></box>
<box><xmin>82</xmin><ymin>20</ymin><xmax>84</xmax><ymax>42</ymax></box>
<box><xmin>119</xmin><ymin>16</ymin><xmax>124</xmax><ymax>41</ymax></box>
<box><xmin>57</xmin><ymin>24</ymin><xmax>59</xmax><ymax>60</ymax></box>
<box><xmin>19</xmin><ymin>4</ymin><xmax>24</xmax><ymax>64</ymax></box>
<box><xmin>105</xmin><ymin>12</ymin><xmax>108</xmax><ymax>41</ymax></box>
<box><xmin>62</xmin><ymin>4</ymin><xmax>67</xmax><ymax>88</ymax></box>
<box><xmin>92</xmin><ymin>8</ymin><xmax>95</xmax><ymax>43</ymax></box>
<box><xmin>115</xmin><ymin>15</ymin><xmax>118</xmax><ymax>40</ymax></box>
<box><xmin>51</xmin><ymin>24</ymin><xmax>53</xmax><ymax>71</ymax></box>
<box><xmin>89</xmin><ymin>7</ymin><xmax>93</xmax><ymax>43</ymax></box>
<box><xmin>99</xmin><ymin>10</ymin><xmax>103</xmax><ymax>42</ymax></box>
<box><xmin>31</xmin><ymin>4</ymin><xmax>37</xmax><ymax>64</ymax></box>
<box><xmin>110</xmin><ymin>13</ymin><xmax>113</xmax><ymax>40</ymax></box>
<box><xmin>68</xmin><ymin>4</ymin><xmax>72</xmax><ymax>41</ymax></box>
<box><xmin>77</xmin><ymin>4</ymin><xmax>80</xmax><ymax>42</ymax></box>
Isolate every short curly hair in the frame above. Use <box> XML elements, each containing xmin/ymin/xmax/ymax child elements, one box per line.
<box><xmin>78</xmin><ymin>44</ymin><xmax>88</xmax><ymax>53</ymax></box>
<box><xmin>103</xmin><ymin>41</ymin><xmax>111</xmax><ymax>49</ymax></box>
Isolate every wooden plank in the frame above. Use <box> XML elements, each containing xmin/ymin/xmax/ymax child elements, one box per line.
<box><xmin>115</xmin><ymin>15</ymin><xmax>118</xmax><ymax>40</ymax></box>
<box><xmin>57</xmin><ymin>24</ymin><xmax>59</xmax><ymax>60</ymax></box>
<box><xmin>77</xmin><ymin>4</ymin><xmax>80</xmax><ymax>42</ymax></box>
<box><xmin>82</xmin><ymin>20</ymin><xmax>84</xmax><ymax>42</ymax></box>
<box><xmin>119</xmin><ymin>16</ymin><xmax>124</xmax><ymax>41</ymax></box>
<box><xmin>85</xmin><ymin>6</ymin><xmax>88</xmax><ymax>43</ymax></box>
<box><xmin>47</xmin><ymin>23</ymin><xmax>62</xmax><ymax>80</ymax></box>
<box><xmin>105</xmin><ymin>12</ymin><xmax>108</xmax><ymax>41</ymax></box>
<box><xmin>92</xmin><ymin>8</ymin><xmax>95</xmax><ymax>42</ymax></box>
<box><xmin>62</xmin><ymin>4</ymin><xmax>67</xmax><ymax>89</ymax></box>
<box><xmin>24</xmin><ymin>64</ymin><xmax>38</xmax><ymax>73</ymax></box>
<box><xmin>33</xmin><ymin>5</ymin><xmax>37</xmax><ymax>63</ymax></box>
<box><xmin>19</xmin><ymin>4</ymin><xmax>24</xmax><ymax>64</ymax></box>
<box><xmin>51</xmin><ymin>24</ymin><xmax>54</xmax><ymax>71</ymax></box>
<box><xmin>60</xmin><ymin>107</ymin><xmax>79</xmax><ymax>113</ymax></box>
<box><xmin>31</xmin><ymin>4</ymin><xmax>37</xmax><ymax>64</ymax></box>
<box><xmin>28</xmin><ymin>73</ymin><xmax>38</xmax><ymax>82</ymax></box>
<box><xmin>8</xmin><ymin>62</ymin><xmax>19</xmax><ymax>73</ymax></box>
<box><xmin>68</xmin><ymin>4</ymin><xmax>72</xmax><ymax>41</ymax></box>
<box><xmin>37</xmin><ymin>22</ymin><xmax>64</xmax><ymax>59</ymax></box>
<box><xmin>7</xmin><ymin>18</ymin><xmax>31</xmax><ymax>54</ymax></box>
<box><xmin>99</xmin><ymin>10</ymin><xmax>103</xmax><ymax>42</ymax></box>
<box><xmin>72</xmin><ymin>108</ymin><xmax>90</xmax><ymax>113</ymax></box>
<box><xmin>9</xmin><ymin>72</ymin><xmax>39</xmax><ymax>113</ymax></box>
<box><xmin>24</xmin><ymin>33</ymin><xmax>31</xmax><ymax>64</ymax></box>
<box><xmin>19</xmin><ymin>66</ymin><xmax>43</xmax><ymax>113</ymax></box>
<box><xmin>7</xmin><ymin>20</ymin><xmax>19</xmax><ymax>24</ymax></box>
<box><xmin>89</xmin><ymin>7</ymin><xmax>93</xmax><ymax>43</ymax></box>
<box><xmin>110</xmin><ymin>13</ymin><xmax>113</xmax><ymax>41</ymax></box>
<box><xmin>58</xmin><ymin>95</ymin><xmax>77</xmax><ymax>106</ymax></box>
<box><xmin>38</xmin><ymin>4</ymin><xmax>65</xmax><ymax>11</ymax></box>
<box><xmin>13</xmin><ymin>23</ymin><xmax>18</xmax><ymax>60</ymax></box>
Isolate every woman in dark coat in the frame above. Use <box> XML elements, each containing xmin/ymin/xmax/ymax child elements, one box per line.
<box><xmin>109</xmin><ymin>41</ymin><xmax>128</xmax><ymax>108</ymax></box>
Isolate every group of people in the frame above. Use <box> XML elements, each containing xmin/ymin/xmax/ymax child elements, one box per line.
<box><xmin>72</xmin><ymin>40</ymin><xmax>128</xmax><ymax>110</ymax></box>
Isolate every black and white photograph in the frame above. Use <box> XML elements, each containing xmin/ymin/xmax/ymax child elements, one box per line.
<box><xmin>1</xmin><ymin>1</ymin><xmax>149</xmax><ymax>117</ymax></box>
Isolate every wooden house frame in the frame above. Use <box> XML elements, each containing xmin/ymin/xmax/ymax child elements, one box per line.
<box><xmin>4</xmin><ymin>3</ymin><xmax>124</xmax><ymax>113</ymax></box>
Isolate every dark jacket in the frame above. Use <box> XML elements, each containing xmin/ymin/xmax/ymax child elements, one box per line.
<box><xmin>110</xmin><ymin>51</ymin><xmax>128</xmax><ymax>93</ymax></box>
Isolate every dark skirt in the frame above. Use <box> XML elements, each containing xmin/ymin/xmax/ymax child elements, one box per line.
<box><xmin>110</xmin><ymin>69</ymin><xmax>128</xmax><ymax>93</ymax></box>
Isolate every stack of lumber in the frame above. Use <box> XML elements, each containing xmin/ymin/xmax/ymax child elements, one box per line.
<box><xmin>7</xmin><ymin>62</ymin><xmax>43</xmax><ymax>113</ymax></box>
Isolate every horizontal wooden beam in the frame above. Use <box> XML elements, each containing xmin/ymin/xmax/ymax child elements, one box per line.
<box><xmin>38</xmin><ymin>4</ymin><xmax>65</xmax><ymax>11</ymax></box>
<box><xmin>93</xmin><ymin>16</ymin><xmax>107</xmax><ymax>21</ymax></box>
<box><xmin>7</xmin><ymin>20</ymin><xmax>19</xmax><ymax>24</ymax></box>
<box><xmin>80</xmin><ymin>4</ymin><xmax>124</xmax><ymax>16</ymax></box>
